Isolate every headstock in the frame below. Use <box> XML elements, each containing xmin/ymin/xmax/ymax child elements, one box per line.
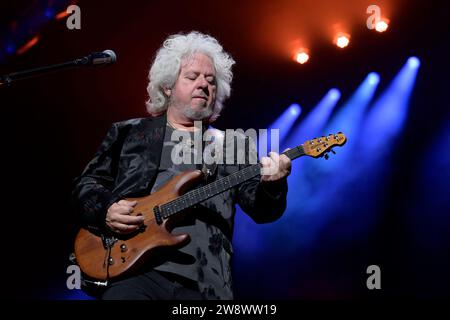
<box><xmin>302</xmin><ymin>132</ymin><xmax>347</xmax><ymax>158</ymax></box>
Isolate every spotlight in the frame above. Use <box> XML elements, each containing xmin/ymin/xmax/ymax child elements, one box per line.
<box><xmin>290</xmin><ymin>104</ymin><xmax>301</xmax><ymax>116</ymax></box>
<box><xmin>335</xmin><ymin>35</ymin><xmax>350</xmax><ymax>48</ymax></box>
<box><xmin>45</xmin><ymin>8</ymin><xmax>55</xmax><ymax>19</ymax></box>
<box><xmin>361</xmin><ymin>56</ymin><xmax>421</xmax><ymax>156</ymax></box>
<box><xmin>56</xmin><ymin>10</ymin><xmax>71</xmax><ymax>20</ymax></box>
<box><xmin>368</xmin><ymin>72</ymin><xmax>380</xmax><ymax>85</ymax></box>
<box><xmin>329</xmin><ymin>88</ymin><xmax>341</xmax><ymax>100</ymax></box>
<box><xmin>6</xmin><ymin>44</ymin><xmax>15</xmax><ymax>54</ymax></box>
<box><xmin>295</xmin><ymin>51</ymin><xmax>309</xmax><ymax>64</ymax></box>
<box><xmin>375</xmin><ymin>20</ymin><xmax>389</xmax><ymax>32</ymax></box>
<box><xmin>16</xmin><ymin>36</ymin><xmax>40</xmax><ymax>55</ymax></box>
<box><xmin>407</xmin><ymin>57</ymin><xmax>420</xmax><ymax>69</ymax></box>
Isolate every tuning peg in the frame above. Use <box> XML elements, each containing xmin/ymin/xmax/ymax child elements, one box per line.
<box><xmin>331</xmin><ymin>149</ymin><xmax>336</xmax><ymax>154</ymax></box>
<box><xmin>324</xmin><ymin>154</ymin><xmax>329</xmax><ymax>160</ymax></box>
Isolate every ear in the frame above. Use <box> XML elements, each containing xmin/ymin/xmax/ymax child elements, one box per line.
<box><xmin>164</xmin><ymin>87</ymin><xmax>171</xmax><ymax>97</ymax></box>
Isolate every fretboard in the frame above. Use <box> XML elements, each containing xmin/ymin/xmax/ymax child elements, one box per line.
<box><xmin>158</xmin><ymin>145</ymin><xmax>305</xmax><ymax>219</ymax></box>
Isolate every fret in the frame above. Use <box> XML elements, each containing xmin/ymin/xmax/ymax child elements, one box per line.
<box><xmin>187</xmin><ymin>193</ymin><xmax>195</xmax><ymax>207</ymax></box>
<box><xmin>159</xmin><ymin>146</ymin><xmax>306</xmax><ymax>219</ymax></box>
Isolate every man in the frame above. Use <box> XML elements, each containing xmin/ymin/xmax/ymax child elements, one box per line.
<box><xmin>72</xmin><ymin>31</ymin><xmax>291</xmax><ymax>300</ymax></box>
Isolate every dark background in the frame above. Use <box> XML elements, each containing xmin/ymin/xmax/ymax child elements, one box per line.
<box><xmin>1</xmin><ymin>0</ymin><xmax>449</xmax><ymax>299</ymax></box>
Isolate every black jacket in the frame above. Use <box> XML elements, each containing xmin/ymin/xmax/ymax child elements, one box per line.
<box><xmin>71</xmin><ymin>114</ymin><xmax>288</xmax><ymax>298</ymax></box>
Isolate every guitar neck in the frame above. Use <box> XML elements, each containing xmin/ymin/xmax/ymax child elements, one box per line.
<box><xmin>158</xmin><ymin>145</ymin><xmax>305</xmax><ymax>219</ymax></box>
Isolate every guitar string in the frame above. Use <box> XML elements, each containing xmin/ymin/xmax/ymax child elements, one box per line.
<box><xmin>158</xmin><ymin>138</ymin><xmax>342</xmax><ymax>217</ymax></box>
<box><xmin>159</xmin><ymin>146</ymin><xmax>306</xmax><ymax>215</ymax></box>
<box><xmin>159</xmin><ymin>146</ymin><xmax>306</xmax><ymax>217</ymax></box>
<box><xmin>160</xmin><ymin>164</ymin><xmax>260</xmax><ymax>216</ymax></box>
<box><xmin>160</xmin><ymin>146</ymin><xmax>305</xmax><ymax>215</ymax></box>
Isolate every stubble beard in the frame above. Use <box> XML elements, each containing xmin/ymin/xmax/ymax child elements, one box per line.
<box><xmin>168</xmin><ymin>93</ymin><xmax>215</xmax><ymax>121</ymax></box>
<box><xmin>183</xmin><ymin>104</ymin><xmax>214</xmax><ymax>121</ymax></box>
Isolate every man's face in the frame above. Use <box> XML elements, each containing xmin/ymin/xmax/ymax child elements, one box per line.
<box><xmin>167</xmin><ymin>52</ymin><xmax>217</xmax><ymax>121</ymax></box>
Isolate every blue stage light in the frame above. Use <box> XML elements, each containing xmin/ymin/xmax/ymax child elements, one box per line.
<box><xmin>408</xmin><ymin>56</ymin><xmax>420</xmax><ymax>69</ymax></box>
<box><xmin>329</xmin><ymin>88</ymin><xmax>341</xmax><ymax>101</ymax></box>
<box><xmin>258</xmin><ymin>103</ymin><xmax>302</xmax><ymax>156</ymax></box>
<box><xmin>45</xmin><ymin>8</ymin><xmax>56</xmax><ymax>19</ymax></box>
<box><xmin>368</xmin><ymin>72</ymin><xmax>380</xmax><ymax>85</ymax></box>
<box><xmin>360</xmin><ymin>57</ymin><xmax>421</xmax><ymax>157</ymax></box>
<box><xmin>6</xmin><ymin>44</ymin><xmax>15</xmax><ymax>54</ymax></box>
<box><xmin>290</xmin><ymin>103</ymin><xmax>301</xmax><ymax>116</ymax></box>
<box><xmin>284</xmin><ymin>88</ymin><xmax>341</xmax><ymax>149</ymax></box>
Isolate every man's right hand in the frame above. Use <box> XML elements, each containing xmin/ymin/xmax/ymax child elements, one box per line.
<box><xmin>106</xmin><ymin>200</ymin><xmax>144</xmax><ymax>234</ymax></box>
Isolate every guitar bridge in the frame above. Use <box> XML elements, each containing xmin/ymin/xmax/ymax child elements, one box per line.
<box><xmin>101</xmin><ymin>234</ymin><xmax>117</xmax><ymax>249</ymax></box>
<box><xmin>153</xmin><ymin>206</ymin><xmax>163</xmax><ymax>225</ymax></box>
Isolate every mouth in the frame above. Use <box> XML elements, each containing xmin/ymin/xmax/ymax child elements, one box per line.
<box><xmin>193</xmin><ymin>96</ymin><xmax>207</xmax><ymax>100</ymax></box>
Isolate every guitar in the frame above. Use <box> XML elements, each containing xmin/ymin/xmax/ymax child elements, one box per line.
<box><xmin>74</xmin><ymin>132</ymin><xmax>346</xmax><ymax>282</ymax></box>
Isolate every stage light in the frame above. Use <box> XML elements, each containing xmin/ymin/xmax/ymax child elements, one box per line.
<box><xmin>258</xmin><ymin>103</ymin><xmax>302</xmax><ymax>156</ymax></box>
<box><xmin>360</xmin><ymin>56</ymin><xmax>421</xmax><ymax>157</ymax></box>
<box><xmin>56</xmin><ymin>10</ymin><xmax>71</xmax><ymax>20</ymax></box>
<box><xmin>329</xmin><ymin>88</ymin><xmax>341</xmax><ymax>100</ymax></box>
<box><xmin>408</xmin><ymin>56</ymin><xmax>420</xmax><ymax>69</ymax></box>
<box><xmin>368</xmin><ymin>72</ymin><xmax>380</xmax><ymax>85</ymax></box>
<box><xmin>335</xmin><ymin>35</ymin><xmax>350</xmax><ymax>48</ymax></box>
<box><xmin>290</xmin><ymin>104</ymin><xmax>301</xmax><ymax>116</ymax></box>
<box><xmin>16</xmin><ymin>36</ymin><xmax>40</xmax><ymax>55</ymax></box>
<box><xmin>6</xmin><ymin>44</ymin><xmax>15</xmax><ymax>54</ymax></box>
<box><xmin>44</xmin><ymin>8</ymin><xmax>55</xmax><ymax>19</ymax></box>
<box><xmin>375</xmin><ymin>20</ymin><xmax>389</xmax><ymax>32</ymax></box>
<box><xmin>236</xmin><ymin>102</ymin><xmax>301</xmax><ymax>256</ymax></box>
<box><xmin>295</xmin><ymin>51</ymin><xmax>309</xmax><ymax>64</ymax></box>
<box><xmin>283</xmin><ymin>88</ymin><xmax>341</xmax><ymax>150</ymax></box>
<box><xmin>273</xmin><ymin>103</ymin><xmax>302</xmax><ymax>143</ymax></box>
<box><xmin>320</xmin><ymin>72</ymin><xmax>381</xmax><ymax>173</ymax></box>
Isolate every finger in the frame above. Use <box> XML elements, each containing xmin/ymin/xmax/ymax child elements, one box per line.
<box><xmin>260</xmin><ymin>156</ymin><xmax>271</xmax><ymax>167</ymax></box>
<box><xmin>113</xmin><ymin>213</ymin><xmax>145</xmax><ymax>225</ymax></box>
<box><xmin>268</xmin><ymin>152</ymin><xmax>281</xmax><ymax>173</ymax></box>
<box><xmin>111</xmin><ymin>222</ymin><xmax>140</xmax><ymax>234</ymax></box>
<box><xmin>268</xmin><ymin>151</ymin><xmax>280</xmax><ymax>164</ymax></box>
<box><xmin>108</xmin><ymin>204</ymin><xmax>132</xmax><ymax>215</ymax></box>
<box><xmin>268</xmin><ymin>151</ymin><xmax>279</xmax><ymax>159</ymax></box>
<box><xmin>118</xmin><ymin>200</ymin><xmax>138</xmax><ymax>206</ymax></box>
<box><xmin>278</xmin><ymin>159</ymin><xmax>291</xmax><ymax>176</ymax></box>
<box><xmin>116</xmin><ymin>204</ymin><xmax>135</xmax><ymax>214</ymax></box>
<box><xmin>260</xmin><ymin>157</ymin><xmax>274</xmax><ymax>176</ymax></box>
<box><xmin>280</xmin><ymin>154</ymin><xmax>291</xmax><ymax>167</ymax></box>
<box><xmin>261</xmin><ymin>157</ymin><xmax>279</xmax><ymax>176</ymax></box>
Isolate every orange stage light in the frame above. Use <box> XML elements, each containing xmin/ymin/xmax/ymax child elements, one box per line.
<box><xmin>294</xmin><ymin>50</ymin><xmax>310</xmax><ymax>64</ymax></box>
<box><xmin>55</xmin><ymin>10</ymin><xmax>71</xmax><ymax>20</ymax></box>
<box><xmin>335</xmin><ymin>34</ymin><xmax>350</xmax><ymax>48</ymax></box>
<box><xmin>16</xmin><ymin>36</ymin><xmax>40</xmax><ymax>55</ymax></box>
<box><xmin>375</xmin><ymin>20</ymin><xmax>389</xmax><ymax>32</ymax></box>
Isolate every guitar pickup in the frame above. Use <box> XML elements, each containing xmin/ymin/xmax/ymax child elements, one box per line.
<box><xmin>153</xmin><ymin>206</ymin><xmax>163</xmax><ymax>225</ymax></box>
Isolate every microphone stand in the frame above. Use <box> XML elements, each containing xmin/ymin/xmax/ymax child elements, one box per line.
<box><xmin>0</xmin><ymin>52</ymin><xmax>113</xmax><ymax>87</ymax></box>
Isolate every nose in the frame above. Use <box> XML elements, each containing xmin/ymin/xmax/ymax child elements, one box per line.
<box><xmin>196</xmin><ymin>76</ymin><xmax>209</xmax><ymax>95</ymax></box>
<box><xmin>197</xmin><ymin>75</ymin><xmax>209</xmax><ymax>89</ymax></box>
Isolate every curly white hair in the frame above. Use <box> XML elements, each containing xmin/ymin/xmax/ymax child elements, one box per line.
<box><xmin>145</xmin><ymin>31</ymin><xmax>235</xmax><ymax>121</ymax></box>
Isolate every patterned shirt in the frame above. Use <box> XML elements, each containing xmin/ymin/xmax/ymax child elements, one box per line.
<box><xmin>151</xmin><ymin>124</ymin><xmax>234</xmax><ymax>299</ymax></box>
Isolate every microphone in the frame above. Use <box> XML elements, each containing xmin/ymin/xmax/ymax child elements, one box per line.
<box><xmin>79</xmin><ymin>50</ymin><xmax>117</xmax><ymax>66</ymax></box>
<box><xmin>0</xmin><ymin>49</ymin><xmax>117</xmax><ymax>87</ymax></box>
